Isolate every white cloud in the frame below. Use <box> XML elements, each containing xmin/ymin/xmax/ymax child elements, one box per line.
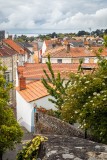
<box><xmin>0</xmin><ymin>0</ymin><xmax>107</xmax><ymax>32</ymax></box>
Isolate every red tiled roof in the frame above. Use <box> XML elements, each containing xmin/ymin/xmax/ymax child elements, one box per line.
<box><xmin>16</xmin><ymin>81</ymin><xmax>49</xmax><ymax>102</ymax></box>
<box><xmin>63</xmin><ymin>39</ymin><xmax>83</xmax><ymax>44</ymax></box>
<box><xmin>0</xmin><ymin>45</ymin><xmax>17</xmax><ymax>57</ymax></box>
<box><xmin>45</xmin><ymin>40</ymin><xmax>54</xmax><ymax>47</ymax></box>
<box><xmin>84</xmin><ymin>41</ymin><xmax>90</xmax><ymax>45</ymax></box>
<box><xmin>18</xmin><ymin>63</ymin><xmax>97</xmax><ymax>80</ymax></box>
<box><xmin>43</xmin><ymin>46</ymin><xmax>107</xmax><ymax>58</ymax></box>
<box><xmin>3</xmin><ymin>39</ymin><xmax>25</xmax><ymax>54</ymax></box>
<box><xmin>17</xmin><ymin>63</ymin><xmax>97</xmax><ymax>101</ymax></box>
<box><xmin>30</xmin><ymin>42</ymin><xmax>38</xmax><ymax>51</ymax></box>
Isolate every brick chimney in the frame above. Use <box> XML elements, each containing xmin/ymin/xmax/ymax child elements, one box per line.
<box><xmin>66</xmin><ymin>43</ymin><xmax>70</xmax><ymax>53</ymax></box>
<box><xmin>19</xmin><ymin>76</ymin><xmax>26</xmax><ymax>90</ymax></box>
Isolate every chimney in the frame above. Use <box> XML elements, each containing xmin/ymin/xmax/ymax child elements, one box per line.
<box><xmin>67</xmin><ymin>43</ymin><xmax>70</xmax><ymax>53</ymax></box>
<box><xmin>8</xmin><ymin>35</ymin><xmax>13</xmax><ymax>40</ymax></box>
<box><xmin>83</xmin><ymin>37</ymin><xmax>86</xmax><ymax>42</ymax></box>
<box><xmin>19</xmin><ymin>76</ymin><xmax>26</xmax><ymax>90</ymax></box>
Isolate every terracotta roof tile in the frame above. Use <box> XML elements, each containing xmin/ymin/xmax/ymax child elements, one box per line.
<box><xmin>16</xmin><ymin>81</ymin><xmax>49</xmax><ymax>102</ymax></box>
<box><xmin>0</xmin><ymin>45</ymin><xmax>17</xmax><ymax>57</ymax></box>
<box><xmin>18</xmin><ymin>63</ymin><xmax>97</xmax><ymax>80</ymax></box>
<box><xmin>17</xmin><ymin>63</ymin><xmax>97</xmax><ymax>102</ymax></box>
<box><xmin>45</xmin><ymin>40</ymin><xmax>54</xmax><ymax>47</ymax></box>
<box><xmin>43</xmin><ymin>46</ymin><xmax>107</xmax><ymax>58</ymax></box>
<box><xmin>3</xmin><ymin>39</ymin><xmax>25</xmax><ymax>54</ymax></box>
<box><xmin>84</xmin><ymin>41</ymin><xmax>90</xmax><ymax>45</ymax></box>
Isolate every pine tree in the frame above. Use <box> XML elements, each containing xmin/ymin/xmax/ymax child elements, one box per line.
<box><xmin>41</xmin><ymin>55</ymin><xmax>70</xmax><ymax>110</ymax></box>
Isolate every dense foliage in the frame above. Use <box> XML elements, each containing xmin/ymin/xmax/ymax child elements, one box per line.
<box><xmin>61</xmin><ymin>56</ymin><xmax>107</xmax><ymax>143</ymax></box>
<box><xmin>41</xmin><ymin>36</ymin><xmax>107</xmax><ymax>144</ymax></box>
<box><xmin>17</xmin><ymin>136</ymin><xmax>48</xmax><ymax>160</ymax></box>
<box><xmin>0</xmin><ymin>64</ymin><xmax>23</xmax><ymax>160</ymax></box>
<box><xmin>14</xmin><ymin>34</ymin><xmax>36</xmax><ymax>42</ymax></box>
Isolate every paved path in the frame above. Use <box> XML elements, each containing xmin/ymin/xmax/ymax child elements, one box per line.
<box><xmin>3</xmin><ymin>127</ymin><xmax>33</xmax><ymax>160</ymax></box>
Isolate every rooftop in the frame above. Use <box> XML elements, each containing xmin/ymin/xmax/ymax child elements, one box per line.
<box><xmin>3</xmin><ymin>39</ymin><xmax>25</xmax><ymax>54</ymax></box>
<box><xmin>43</xmin><ymin>46</ymin><xmax>107</xmax><ymax>58</ymax></box>
<box><xmin>16</xmin><ymin>80</ymin><xmax>49</xmax><ymax>102</ymax></box>
<box><xmin>18</xmin><ymin>63</ymin><xmax>97</xmax><ymax>80</ymax></box>
<box><xmin>0</xmin><ymin>45</ymin><xmax>17</xmax><ymax>57</ymax></box>
<box><xmin>15</xmin><ymin>41</ymin><xmax>33</xmax><ymax>54</ymax></box>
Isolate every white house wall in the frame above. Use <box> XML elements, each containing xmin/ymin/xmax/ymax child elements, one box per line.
<box><xmin>25</xmin><ymin>53</ymin><xmax>28</xmax><ymax>62</ymax></box>
<box><xmin>42</xmin><ymin>58</ymin><xmax>72</xmax><ymax>63</ymax></box>
<box><xmin>16</xmin><ymin>92</ymin><xmax>56</xmax><ymax>132</ymax></box>
<box><xmin>27</xmin><ymin>47</ymin><xmax>33</xmax><ymax>52</ymax></box>
<box><xmin>30</xmin><ymin>95</ymin><xmax>56</xmax><ymax>132</ymax></box>
<box><xmin>42</xmin><ymin>41</ymin><xmax>46</xmax><ymax>55</ymax></box>
<box><xmin>36</xmin><ymin>95</ymin><xmax>56</xmax><ymax>110</ymax></box>
<box><xmin>16</xmin><ymin>69</ymin><xmax>19</xmax><ymax>87</ymax></box>
<box><xmin>16</xmin><ymin>91</ymin><xmax>33</xmax><ymax>132</ymax></box>
<box><xmin>84</xmin><ymin>58</ymin><xmax>89</xmax><ymax>63</ymax></box>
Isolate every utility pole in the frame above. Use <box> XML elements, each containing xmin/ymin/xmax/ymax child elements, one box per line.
<box><xmin>89</xmin><ymin>27</ymin><xmax>91</xmax><ymax>36</ymax></box>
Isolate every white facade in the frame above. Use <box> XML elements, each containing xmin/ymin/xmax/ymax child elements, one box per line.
<box><xmin>36</xmin><ymin>95</ymin><xmax>56</xmax><ymax>110</ymax></box>
<box><xmin>16</xmin><ymin>91</ymin><xmax>56</xmax><ymax>132</ymax></box>
<box><xmin>27</xmin><ymin>47</ymin><xmax>34</xmax><ymax>52</ymax></box>
<box><xmin>42</xmin><ymin>57</ymin><xmax>72</xmax><ymax>63</ymax></box>
<box><xmin>42</xmin><ymin>41</ymin><xmax>47</xmax><ymax>55</ymax></box>
<box><xmin>17</xmin><ymin>54</ymin><xmax>25</xmax><ymax>66</ymax></box>
<box><xmin>17</xmin><ymin>52</ymin><xmax>33</xmax><ymax>66</ymax></box>
<box><xmin>84</xmin><ymin>58</ymin><xmax>89</xmax><ymax>63</ymax></box>
<box><xmin>94</xmin><ymin>57</ymin><xmax>98</xmax><ymax>63</ymax></box>
<box><xmin>16</xmin><ymin>91</ymin><xmax>33</xmax><ymax>132</ymax></box>
<box><xmin>16</xmin><ymin>69</ymin><xmax>19</xmax><ymax>87</ymax></box>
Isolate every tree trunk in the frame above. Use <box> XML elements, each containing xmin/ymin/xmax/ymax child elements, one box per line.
<box><xmin>85</xmin><ymin>129</ymin><xmax>87</xmax><ymax>139</ymax></box>
<box><xmin>0</xmin><ymin>152</ymin><xmax>3</xmax><ymax>160</ymax></box>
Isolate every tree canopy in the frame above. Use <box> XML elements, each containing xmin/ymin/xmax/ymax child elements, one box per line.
<box><xmin>0</xmin><ymin>63</ymin><xmax>23</xmax><ymax>160</ymax></box>
<box><xmin>61</xmin><ymin>55</ymin><xmax>107</xmax><ymax>143</ymax></box>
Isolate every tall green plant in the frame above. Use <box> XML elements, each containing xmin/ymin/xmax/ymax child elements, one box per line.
<box><xmin>0</xmin><ymin>63</ymin><xmax>23</xmax><ymax>160</ymax></box>
<box><xmin>41</xmin><ymin>55</ymin><xmax>70</xmax><ymax>110</ymax></box>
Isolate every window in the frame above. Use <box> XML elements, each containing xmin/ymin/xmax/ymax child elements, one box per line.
<box><xmin>57</xmin><ymin>59</ymin><xmax>62</xmax><ymax>63</ymax></box>
<box><xmin>4</xmin><ymin>72</ymin><xmax>10</xmax><ymax>82</ymax></box>
<box><xmin>94</xmin><ymin>57</ymin><xmax>98</xmax><ymax>63</ymax></box>
<box><xmin>71</xmin><ymin>58</ymin><xmax>73</xmax><ymax>63</ymax></box>
<box><xmin>84</xmin><ymin>58</ymin><xmax>89</xmax><ymax>63</ymax></box>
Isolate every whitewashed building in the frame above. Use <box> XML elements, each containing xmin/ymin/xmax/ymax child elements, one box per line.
<box><xmin>16</xmin><ymin>78</ymin><xmax>55</xmax><ymax>132</ymax></box>
<box><xmin>42</xmin><ymin>45</ymin><xmax>107</xmax><ymax>64</ymax></box>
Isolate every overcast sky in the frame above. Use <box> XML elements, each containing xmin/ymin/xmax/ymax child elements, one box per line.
<box><xmin>0</xmin><ymin>0</ymin><xmax>107</xmax><ymax>33</ymax></box>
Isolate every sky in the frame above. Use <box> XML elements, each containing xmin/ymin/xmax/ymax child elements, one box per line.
<box><xmin>0</xmin><ymin>0</ymin><xmax>107</xmax><ymax>34</ymax></box>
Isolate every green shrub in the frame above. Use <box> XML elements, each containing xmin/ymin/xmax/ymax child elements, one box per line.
<box><xmin>17</xmin><ymin>136</ymin><xmax>48</xmax><ymax>160</ymax></box>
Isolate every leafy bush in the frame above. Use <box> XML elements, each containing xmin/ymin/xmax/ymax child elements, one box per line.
<box><xmin>17</xmin><ymin>136</ymin><xmax>48</xmax><ymax>160</ymax></box>
<box><xmin>61</xmin><ymin>57</ymin><xmax>107</xmax><ymax>143</ymax></box>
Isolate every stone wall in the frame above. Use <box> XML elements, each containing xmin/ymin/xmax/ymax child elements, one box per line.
<box><xmin>38</xmin><ymin>135</ymin><xmax>107</xmax><ymax>160</ymax></box>
<box><xmin>35</xmin><ymin>112</ymin><xmax>84</xmax><ymax>138</ymax></box>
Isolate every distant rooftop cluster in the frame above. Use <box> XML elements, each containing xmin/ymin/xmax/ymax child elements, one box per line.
<box><xmin>0</xmin><ymin>29</ymin><xmax>106</xmax><ymax>132</ymax></box>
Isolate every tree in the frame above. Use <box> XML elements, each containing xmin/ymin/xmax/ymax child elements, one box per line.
<box><xmin>104</xmin><ymin>29</ymin><xmax>107</xmax><ymax>34</ymax></box>
<box><xmin>77</xmin><ymin>30</ymin><xmax>90</xmax><ymax>36</ymax></box>
<box><xmin>0</xmin><ymin>64</ymin><xmax>23</xmax><ymax>160</ymax></box>
<box><xmin>51</xmin><ymin>32</ymin><xmax>57</xmax><ymax>38</ymax></box>
<box><xmin>61</xmin><ymin>54</ymin><xmax>107</xmax><ymax>143</ymax></box>
<box><xmin>41</xmin><ymin>55</ymin><xmax>70</xmax><ymax>110</ymax></box>
<box><xmin>103</xmin><ymin>34</ymin><xmax>107</xmax><ymax>47</ymax></box>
